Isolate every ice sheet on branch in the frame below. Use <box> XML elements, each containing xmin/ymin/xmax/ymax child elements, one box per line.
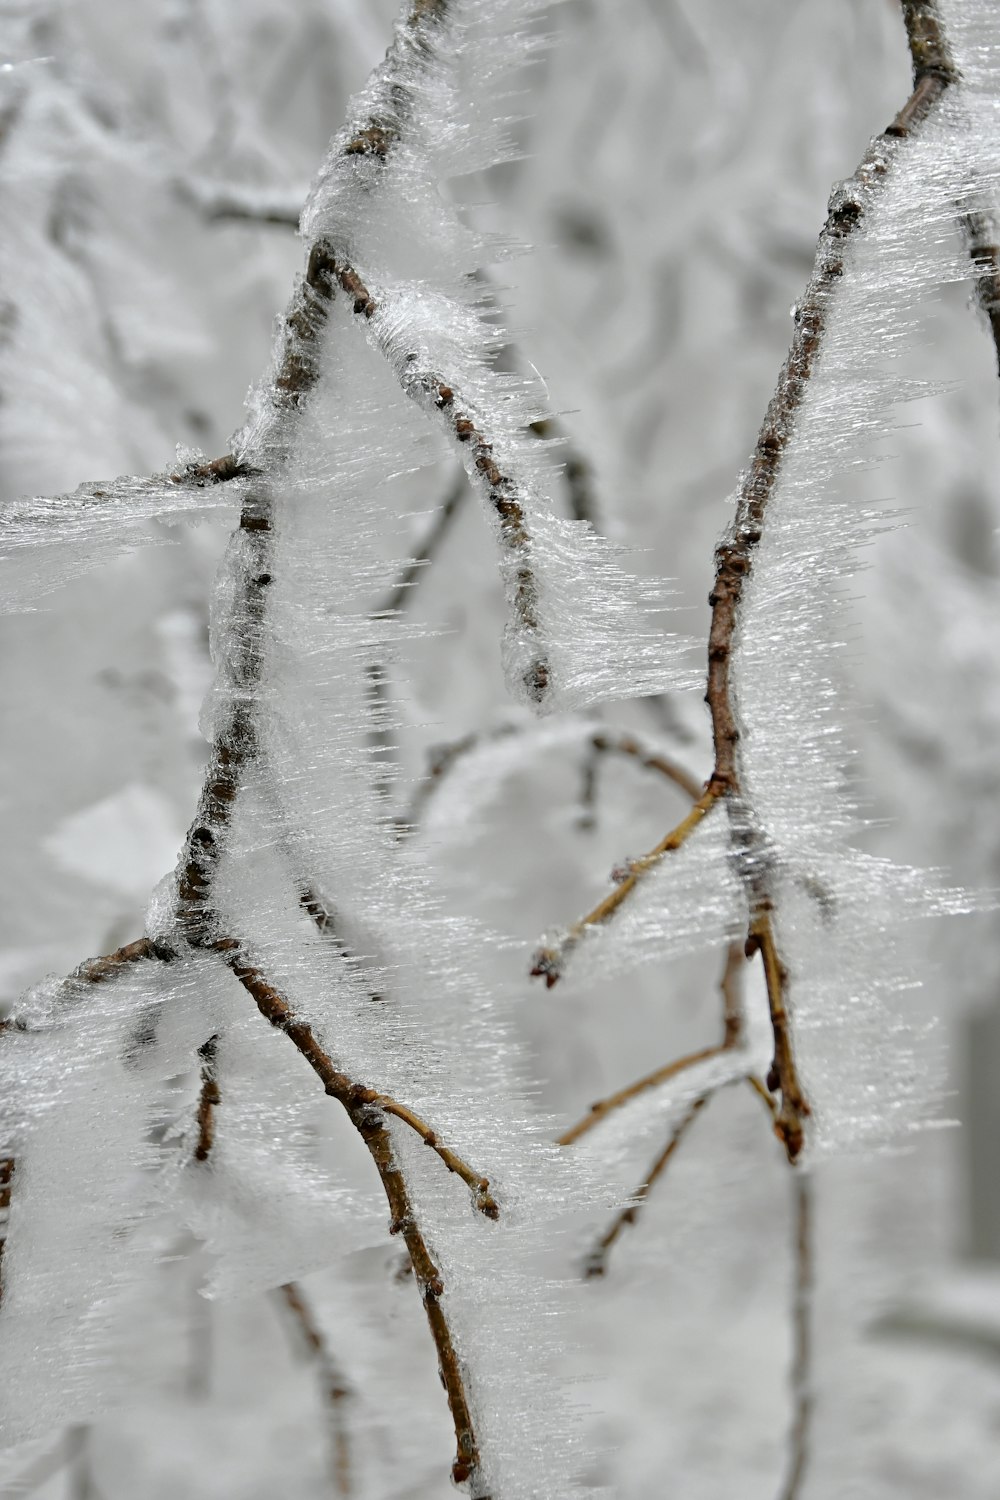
<box><xmin>0</xmin><ymin>465</ymin><xmax>244</xmax><ymax>613</ymax></box>
<box><xmin>732</xmin><ymin>35</ymin><xmax>999</xmax><ymax>1154</ymax></box>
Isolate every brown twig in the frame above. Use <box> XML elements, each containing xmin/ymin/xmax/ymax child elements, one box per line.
<box><xmin>535</xmin><ymin>27</ymin><xmax>956</xmax><ymax>1163</ymax></box>
<box><xmin>189</xmin><ymin>1029</ymin><xmax>356</xmax><ymax>1496</ymax></box>
<box><xmin>278</xmin><ymin>1282</ymin><xmax>354</xmax><ymax>1497</ymax></box>
<box><xmin>530</xmin><ymin>785</ymin><xmax>720</xmax><ymax>987</ymax></box>
<box><xmin>193</xmin><ymin>1035</ymin><xmax>220</xmax><ymax>1163</ymax></box>
<box><xmin>559</xmin><ymin>942</ymin><xmax>746</xmax><ymax>1148</ymax></box>
<box><xmin>559</xmin><ymin>1045</ymin><xmax>725</xmax><ymax>1149</ymax></box>
<box><xmin>211</xmin><ymin>942</ymin><xmax>498</xmax><ymax>1219</ymax></box>
<box><xmin>583</xmin><ymin>1096</ymin><xmax>709</xmax><ymax>1279</ymax></box>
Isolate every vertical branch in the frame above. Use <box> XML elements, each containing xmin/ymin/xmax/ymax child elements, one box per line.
<box><xmin>704</xmin><ymin>51</ymin><xmax>954</xmax><ymax>1160</ymax></box>
<box><xmin>778</xmin><ymin>1174</ymin><xmax>814</xmax><ymax>1500</ymax></box>
<box><xmin>193</xmin><ymin>1035</ymin><xmax>220</xmax><ymax>1163</ymax></box>
<box><xmin>350</xmin><ymin>1110</ymin><xmax>483</xmax><ymax>1491</ymax></box>
<box><xmin>0</xmin><ymin>1152</ymin><xmax>12</xmax><ymax>1308</ymax></box>
<box><xmin>278</xmin><ymin>1282</ymin><xmax>354</xmax><ymax>1498</ymax></box>
<box><xmin>899</xmin><ymin>2</ymin><xmax>1000</xmax><ymax>380</ymax></box>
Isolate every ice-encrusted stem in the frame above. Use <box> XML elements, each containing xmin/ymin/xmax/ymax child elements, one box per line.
<box><xmin>704</xmin><ymin>53</ymin><xmax>953</xmax><ymax>1161</ymax></box>
<box><xmin>210</xmin><ymin>942</ymin><xmax>498</xmax><ymax>1219</ymax></box>
<box><xmin>534</xmin><ymin>34</ymin><xmax>956</xmax><ymax>1162</ymax></box>
<box><xmin>208</xmin><ymin>944</ymin><xmax>487</xmax><ymax>1489</ymax></box>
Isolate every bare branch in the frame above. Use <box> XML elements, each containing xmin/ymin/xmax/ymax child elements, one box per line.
<box><xmin>778</xmin><ymin>1174</ymin><xmax>814</xmax><ymax>1500</ymax></box>
<box><xmin>558</xmin><ymin>942</ymin><xmax>747</xmax><ymax>1149</ymax></box>
<box><xmin>582</xmin><ymin>1096</ymin><xmax>709</xmax><ymax>1280</ymax></box>
<box><xmin>278</xmin><ymin>1282</ymin><xmax>354</xmax><ymax>1498</ymax></box>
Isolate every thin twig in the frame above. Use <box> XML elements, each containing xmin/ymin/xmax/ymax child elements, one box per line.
<box><xmin>193</xmin><ymin>1035</ymin><xmax>220</xmax><ymax>1163</ymax></box>
<box><xmin>212</xmin><ymin>942</ymin><xmax>498</xmax><ymax>1220</ymax></box>
<box><xmin>278</xmin><ymin>1282</ymin><xmax>354</xmax><ymax>1498</ymax></box>
<box><xmin>778</xmin><ymin>1174</ymin><xmax>814</xmax><ymax>1500</ymax></box>
<box><xmin>558</xmin><ymin>1045</ymin><xmax>725</xmax><ymax>1149</ymax></box>
<box><xmin>190</xmin><ymin>1030</ymin><xmax>356</xmax><ymax>1496</ymax></box>
<box><xmin>558</xmin><ymin>942</ymin><xmax>745</xmax><ymax>1149</ymax></box>
<box><xmin>530</xmin><ymin>785</ymin><xmax>720</xmax><ymax>987</ymax></box>
<box><xmin>583</xmin><ymin>1095</ymin><xmax>709</xmax><ymax>1279</ymax></box>
<box><xmin>534</xmin><ymin>32</ymin><xmax>956</xmax><ymax>1162</ymax></box>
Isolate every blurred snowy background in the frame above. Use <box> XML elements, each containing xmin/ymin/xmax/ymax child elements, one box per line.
<box><xmin>2</xmin><ymin>0</ymin><xmax>1000</xmax><ymax>1496</ymax></box>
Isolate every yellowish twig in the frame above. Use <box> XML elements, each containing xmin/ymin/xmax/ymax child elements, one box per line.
<box><xmin>583</xmin><ymin>1095</ymin><xmax>710</xmax><ymax>1278</ymax></box>
<box><xmin>213</xmin><ymin>942</ymin><xmax>499</xmax><ymax>1220</ymax></box>
<box><xmin>558</xmin><ymin>1045</ymin><xmax>725</xmax><ymax>1148</ymax></box>
<box><xmin>531</xmin><ymin>785</ymin><xmax>721</xmax><ymax>987</ymax></box>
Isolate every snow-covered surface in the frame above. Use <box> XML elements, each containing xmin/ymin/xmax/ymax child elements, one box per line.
<box><xmin>1</xmin><ymin>0</ymin><xmax>1000</xmax><ymax>1496</ymax></box>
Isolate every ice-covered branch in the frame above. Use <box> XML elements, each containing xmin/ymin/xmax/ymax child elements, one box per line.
<box><xmin>532</xmin><ymin>20</ymin><xmax>959</xmax><ymax>1161</ymax></box>
<box><xmin>212</xmin><ymin>940</ymin><xmax>499</xmax><ymax>1218</ymax></box>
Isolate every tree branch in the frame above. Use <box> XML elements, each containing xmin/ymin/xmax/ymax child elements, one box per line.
<box><xmin>277</xmin><ymin>1282</ymin><xmax>354</xmax><ymax>1498</ymax></box>
<box><xmin>778</xmin><ymin>1174</ymin><xmax>814</xmax><ymax>1500</ymax></box>
<box><xmin>533</xmin><ymin>25</ymin><xmax>956</xmax><ymax>1161</ymax></box>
